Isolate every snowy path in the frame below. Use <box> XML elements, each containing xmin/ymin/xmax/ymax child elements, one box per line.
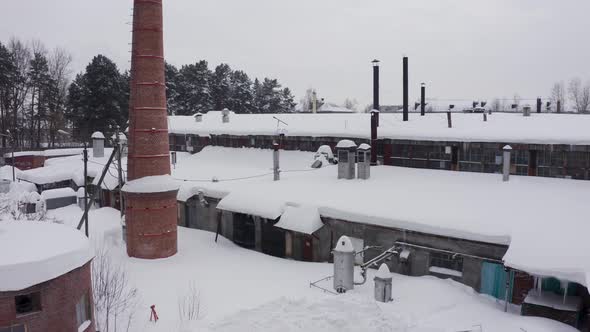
<box><xmin>48</xmin><ymin>206</ymin><xmax>578</xmax><ymax>332</ymax></box>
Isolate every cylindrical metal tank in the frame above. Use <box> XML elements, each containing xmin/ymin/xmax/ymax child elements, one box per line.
<box><xmin>333</xmin><ymin>235</ymin><xmax>355</xmax><ymax>293</ymax></box>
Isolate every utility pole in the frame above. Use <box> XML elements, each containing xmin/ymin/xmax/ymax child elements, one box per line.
<box><xmin>83</xmin><ymin>142</ymin><xmax>89</xmax><ymax>237</ymax></box>
<box><xmin>115</xmin><ymin>126</ymin><xmax>124</xmax><ymax>219</ymax></box>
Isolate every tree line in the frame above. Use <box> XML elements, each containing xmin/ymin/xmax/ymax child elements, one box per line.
<box><xmin>165</xmin><ymin>61</ymin><xmax>295</xmax><ymax>115</ymax></box>
<box><xmin>0</xmin><ymin>38</ymin><xmax>297</xmax><ymax>148</ymax></box>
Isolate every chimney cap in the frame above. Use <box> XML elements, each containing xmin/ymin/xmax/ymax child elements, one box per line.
<box><xmin>336</xmin><ymin>139</ymin><xmax>357</xmax><ymax>149</ymax></box>
<box><xmin>503</xmin><ymin>145</ymin><xmax>512</xmax><ymax>151</ymax></box>
<box><xmin>371</xmin><ymin>59</ymin><xmax>380</xmax><ymax>65</ymax></box>
<box><xmin>91</xmin><ymin>131</ymin><xmax>105</xmax><ymax>140</ymax></box>
<box><xmin>358</xmin><ymin>143</ymin><xmax>371</xmax><ymax>151</ymax></box>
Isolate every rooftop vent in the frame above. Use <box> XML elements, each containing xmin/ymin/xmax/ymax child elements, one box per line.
<box><xmin>91</xmin><ymin>131</ymin><xmax>105</xmax><ymax>158</ymax></box>
<box><xmin>194</xmin><ymin>112</ymin><xmax>203</xmax><ymax>122</ymax></box>
<box><xmin>336</xmin><ymin>140</ymin><xmax>357</xmax><ymax>180</ymax></box>
<box><xmin>222</xmin><ymin>108</ymin><xmax>230</xmax><ymax>123</ymax></box>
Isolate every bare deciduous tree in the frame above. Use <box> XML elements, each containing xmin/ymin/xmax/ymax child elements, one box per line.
<box><xmin>178</xmin><ymin>281</ymin><xmax>203</xmax><ymax>323</ymax></box>
<box><xmin>92</xmin><ymin>245</ymin><xmax>138</xmax><ymax>332</ymax></box>
<box><xmin>550</xmin><ymin>81</ymin><xmax>566</xmax><ymax>112</ymax></box>
<box><xmin>343</xmin><ymin>98</ymin><xmax>358</xmax><ymax>111</ymax></box>
<box><xmin>568</xmin><ymin>77</ymin><xmax>590</xmax><ymax>113</ymax></box>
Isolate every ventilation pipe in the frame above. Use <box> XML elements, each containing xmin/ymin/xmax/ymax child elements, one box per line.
<box><xmin>91</xmin><ymin>131</ymin><xmax>105</xmax><ymax>158</ymax></box>
<box><xmin>372</xmin><ymin>59</ymin><xmax>380</xmax><ymax>119</ymax></box>
<box><xmin>536</xmin><ymin>98</ymin><xmax>542</xmax><ymax>113</ymax></box>
<box><xmin>557</xmin><ymin>100</ymin><xmax>562</xmax><ymax>113</ymax></box>
<box><xmin>222</xmin><ymin>108</ymin><xmax>230</xmax><ymax>123</ymax></box>
<box><xmin>357</xmin><ymin>144</ymin><xmax>371</xmax><ymax>179</ymax></box>
<box><xmin>370</xmin><ymin>110</ymin><xmax>378</xmax><ymax>165</ymax></box>
<box><xmin>336</xmin><ymin>140</ymin><xmax>357</xmax><ymax>179</ymax></box>
<box><xmin>333</xmin><ymin>236</ymin><xmax>355</xmax><ymax>293</ymax></box>
<box><xmin>374</xmin><ymin>264</ymin><xmax>393</xmax><ymax>303</ymax></box>
<box><xmin>312</xmin><ymin>90</ymin><xmax>317</xmax><ymax>114</ymax></box>
<box><xmin>447</xmin><ymin>111</ymin><xmax>453</xmax><ymax>128</ymax></box>
<box><xmin>403</xmin><ymin>56</ymin><xmax>409</xmax><ymax>121</ymax></box>
<box><xmin>420</xmin><ymin>83</ymin><xmax>426</xmax><ymax>116</ymax></box>
<box><xmin>503</xmin><ymin>145</ymin><xmax>512</xmax><ymax>182</ymax></box>
<box><xmin>194</xmin><ymin>112</ymin><xmax>203</xmax><ymax>122</ymax></box>
<box><xmin>273</xmin><ymin>142</ymin><xmax>280</xmax><ymax>181</ymax></box>
<box><xmin>523</xmin><ymin>105</ymin><xmax>531</xmax><ymax>117</ymax></box>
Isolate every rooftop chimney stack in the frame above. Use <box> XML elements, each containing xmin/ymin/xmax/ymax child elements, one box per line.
<box><xmin>536</xmin><ymin>98</ymin><xmax>542</xmax><ymax>113</ymax></box>
<box><xmin>91</xmin><ymin>131</ymin><xmax>105</xmax><ymax>158</ymax></box>
<box><xmin>357</xmin><ymin>144</ymin><xmax>371</xmax><ymax>179</ymax></box>
<box><xmin>222</xmin><ymin>108</ymin><xmax>230</xmax><ymax>123</ymax></box>
<box><xmin>336</xmin><ymin>140</ymin><xmax>357</xmax><ymax>180</ymax></box>
<box><xmin>194</xmin><ymin>112</ymin><xmax>203</xmax><ymax>122</ymax></box>
<box><xmin>403</xmin><ymin>56</ymin><xmax>409</xmax><ymax>121</ymax></box>
<box><xmin>124</xmin><ymin>0</ymin><xmax>179</xmax><ymax>259</ymax></box>
<box><xmin>372</xmin><ymin>59</ymin><xmax>380</xmax><ymax>118</ymax></box>
<box><xmin>370</xmin><ymin>110</ymin><xmax>378</xmax><ymax>165</ymax></box>
<box><xmin>420</xmin><ymin>83</ymin><xmax>426</xmax><ymax>116</ymax></box>
<box><xmin>503</xmin><ymin>145</ymin><xmax>512</xmax><ymax>182</ymax></box>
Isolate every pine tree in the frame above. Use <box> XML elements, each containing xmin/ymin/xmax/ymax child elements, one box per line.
<box><xmin>252</xmin><ymin>78</ymin><xmax>263</xmax><ymax>112</ymax></box>
<box><xmin>165</xmin><ymin>62</ymin><xmax>180</xmax><ymax>115</ymax></box>
<box><xmin>27</xmin><ymin>52</ymin><xmax>52</xmax><ymax>148</ymax></box>
<box><xmin>66</xmin><ymin>55</ymin><xmax>127</xmax><ymax>139</ymax></box>
<box><xmin>0</xmin><ymin>42</ymin><xmax>15</xmax><ymax>147</ymax></box>
<box><xmin>211</xmin><ymin>63</ymin><xmax>232</xmax><ymax>111</ymax></box>
<box><xmin>280</xmin><ymin>88</ymin><xmax>296</xmax><ymax>113</ymax></box>
<box><xmin>229</xmin><ymin>70</ymin><xmax>253</xmax><ymax>113</ymax></box>
<box><xmin>176</xmin><ymin>60</ymin><xmax>212</xmax><ymax>114</ymax></box>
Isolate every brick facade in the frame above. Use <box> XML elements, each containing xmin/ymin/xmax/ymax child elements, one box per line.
<box><xmin>125</xmin><ymin>190</ymin><xmax>178</xmax><ymax>259</ymax></box>
<box><xmin>126</xmin><ymin>0</ymin><xmax>178</xmax><ymax>258</ymax></box>
<box><xmin>0</xmin><ymin>263</ymin><xmax>94</xmax><ymax>332</ymax></box>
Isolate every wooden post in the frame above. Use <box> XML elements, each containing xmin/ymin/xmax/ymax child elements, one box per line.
<box><xmin>83</xmin><ymin>144</ymin><xmax>89</xmax><ymax>237</ymax></box>
<box><xmin>403</xmin><ymin>57</ymin><xmax>409</xmax><ymax>122</ymax></box>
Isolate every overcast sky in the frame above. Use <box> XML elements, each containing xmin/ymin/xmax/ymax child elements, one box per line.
<box><xmin>1</xmin><ymin>0</ymin><xmax>590</xmax><ymax>107</ymax></box>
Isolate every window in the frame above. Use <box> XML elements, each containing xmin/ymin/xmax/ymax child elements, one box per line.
<box><xmin>0</xmin><ymin>325</ymin><xmax>26</xmax><ymax>332</ymax></box>
<box><xmin>15</xmin><ymin>292</ymin><xmax>41</xmax><ymax>315</ymax></box>
<box><xmin>357</xmin><ymin>152</ymin><xmax>365</xmax><ymax>163</ymax></box>
<box><xmin>429</xmin><ymin>252</ymin><xmax>463</xmax><ymax>273</ymax></box>
<box><xmin>338</xmin><ymin>150</ymin><xmax>349</xmax><ymax>163</ymax></box>
<box><xmin>76</xmin><ymin>293</ymin><xmax>92</xmax><ymax>329</ymax></box>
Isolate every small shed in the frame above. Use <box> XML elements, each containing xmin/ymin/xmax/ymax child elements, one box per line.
<box><xmin>41</xmin><ymin>188</ymin><xmax>77</xmax><ymax>210</ymax></box>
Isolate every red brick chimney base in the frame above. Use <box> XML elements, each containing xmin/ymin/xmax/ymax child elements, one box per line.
<box><xmin>125</xmin><ymin>190</ymin><xmax>178</xmax><ymax>259</ymax></box>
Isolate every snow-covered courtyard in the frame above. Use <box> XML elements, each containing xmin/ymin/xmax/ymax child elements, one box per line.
<box><xmin>24</xmin><ymin>204</ymin><xmax>575</xmax><ymax>332</ymax></box>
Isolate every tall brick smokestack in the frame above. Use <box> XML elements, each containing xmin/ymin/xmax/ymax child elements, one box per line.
<box><xmin>124</xmin><ymin>0</ymin><xmax>178</xmax><ymax>259</ymax></box>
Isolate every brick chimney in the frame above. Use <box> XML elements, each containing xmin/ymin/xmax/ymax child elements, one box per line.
<box><xmin>124</xmin><ymin>0</ymin><xmax>178</xmax><ymax>259</ymax></box>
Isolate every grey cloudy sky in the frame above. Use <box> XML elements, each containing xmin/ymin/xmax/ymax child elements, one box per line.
<box><xmin>1</xmin><ymin>0</ymin><xmax>589</xmax><ymax>107</ymax></box>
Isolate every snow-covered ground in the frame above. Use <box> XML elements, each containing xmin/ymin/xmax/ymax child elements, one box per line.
<box><xmin>37</xmin><ymin>205</ymin><xmax>578</xmax><ymax>332</ymax></box>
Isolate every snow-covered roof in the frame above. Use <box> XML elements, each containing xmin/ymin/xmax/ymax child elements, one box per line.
<box><xmin>18</xmin><ymin>148</ymin><xmax>114</xmax><ymax>186</ymax></box>
<box><xmin>41</xmin><ymin>187</ymin><xmax>76</xmax><ymax>200</ymax></box>
<box><xmin>168</xmin><ymin>113</ymin><xmax>590</xmax><ymax>145</ymax></box>
<box><xmin>0</xmin><ymin>221</ymin><xmax>93</xmax><ymax>291</ymax></box>
<box><xmin>172</xmin><ymin>146</ymin><xmax>590</xmax><ymax>286</ymax></box>
<box><xmin>91</xmin><ymin>131</ymin><xmax>105</xmax><ymax>139</ymax></box>
<box><xmin>4</xmin><ymin>148</ymin><xmax>84</xmax><ymax>159</ymax></box>
<box><xmin>275</xmin><ymin>204</ymin><xmax>323</xmax><ymax>235</ymax></box>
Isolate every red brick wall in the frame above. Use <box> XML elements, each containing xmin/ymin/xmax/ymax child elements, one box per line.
<box><xmin>0</xmin><ymin>262</ymin><xmax>95</xmax><ymax>332</ymax></box>
<box><xmin>125</xmin><ymin>190</ymin><xmax>178</xmax><ymax>259</ymax></box>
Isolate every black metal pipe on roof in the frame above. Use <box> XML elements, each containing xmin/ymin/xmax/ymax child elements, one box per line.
<box><xmin>420</xmin><ymin>83</ymin><xmax>426</xmax><ymax>116</ymax></box>
<box><xmin>403</xmin><ymin>57</ymin><xmax>409</xmax><ymax>121</ymax></box>
<box><xmin>537</xmin><ymin>98</ymin><xmax>542</xmax><ymax>113</ymax></box>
